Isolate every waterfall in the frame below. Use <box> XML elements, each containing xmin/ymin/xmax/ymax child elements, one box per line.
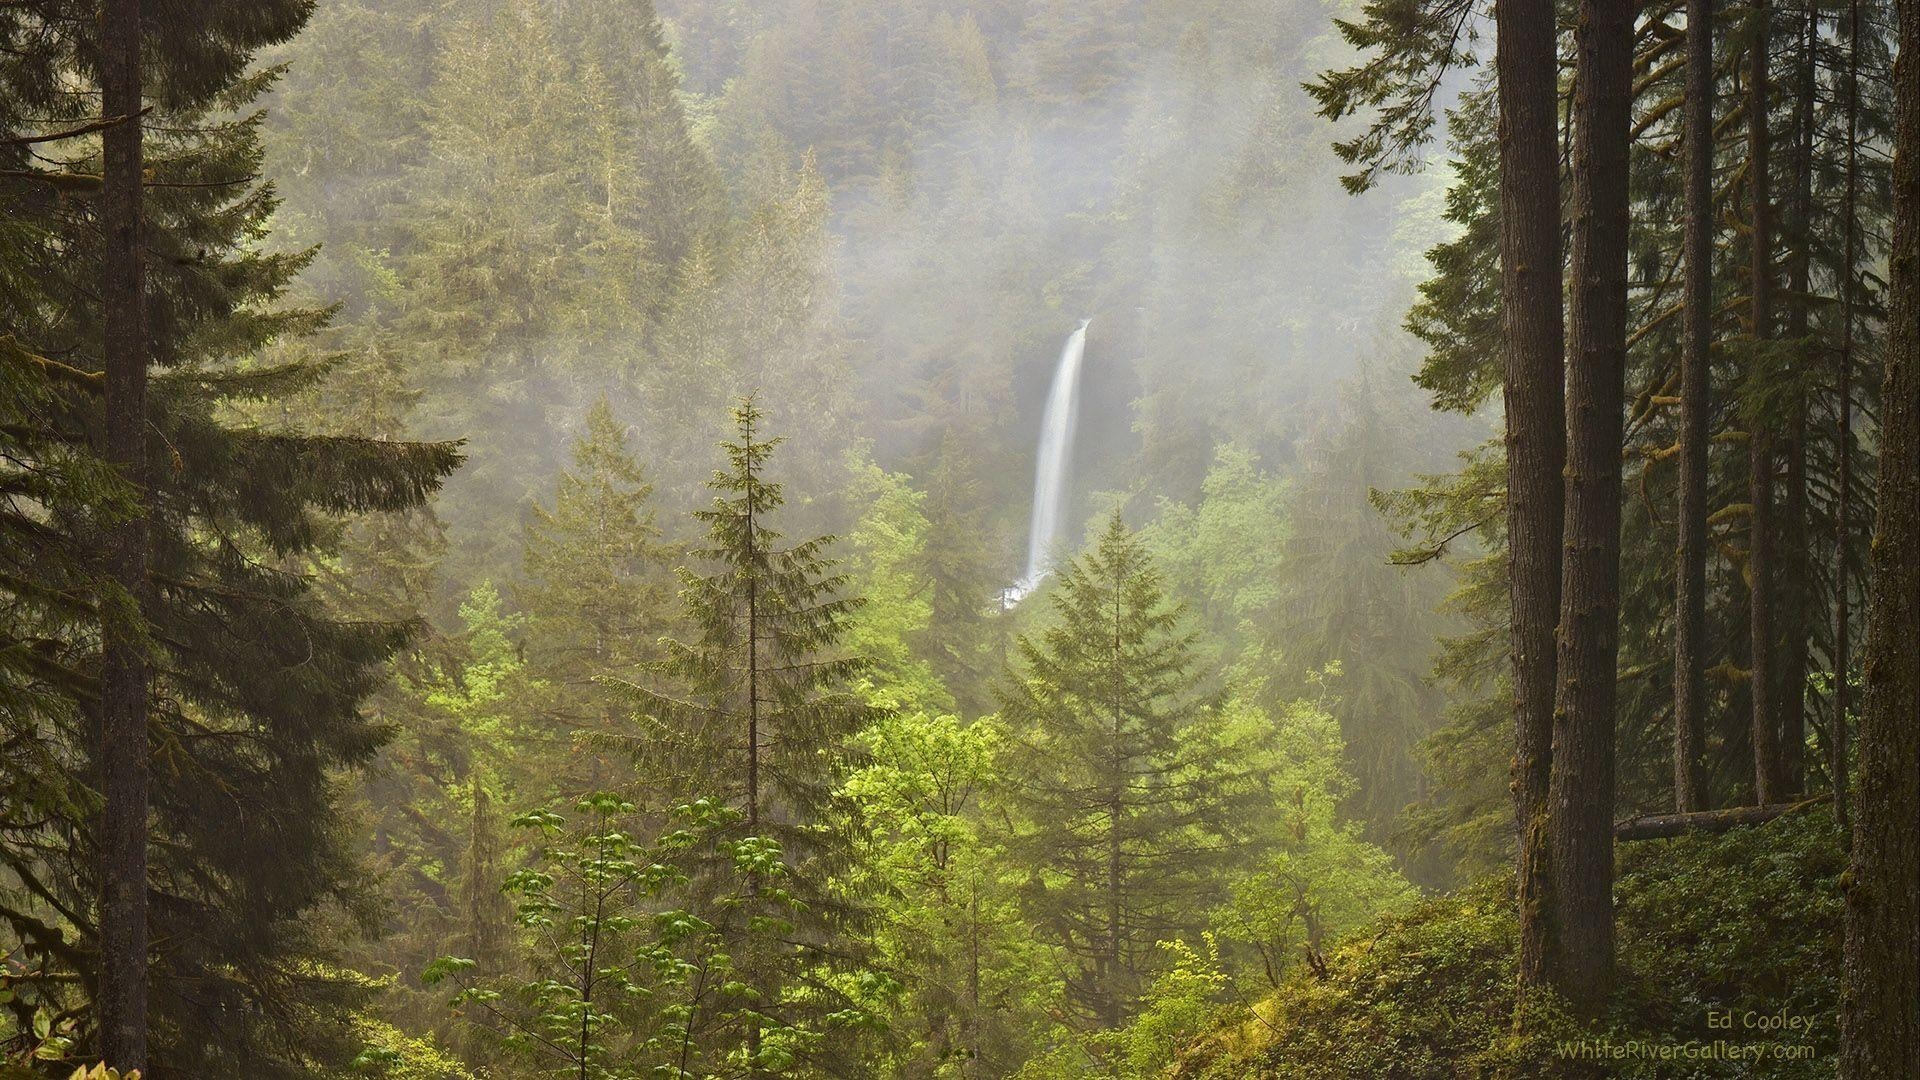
<box><xmin>1007</xmin><ymin>319</ymin><xmax>1090</xmax><ymax>605</ymax></box>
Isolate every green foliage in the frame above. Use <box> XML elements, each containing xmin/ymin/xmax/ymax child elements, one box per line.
<box><xmin>0</xmin><ymin>0</ymin><xmax>1883</xmax><ymax>1076</ymax></box>
<box><xmin>429</xmin><ymin>793</ymin><xmax>835</xmax><ymax>1079</ymax></box>
<box><xmin>1113</xmin><ymin>937</ymin><xmax>1231</xmax><ymax>1079</ymax></box>
<box><xmin>1610</xmin><ymin>811</ymin><xmax>1846</xmax><ymax>1073</ymax></box>
<box><xmin>0</xmin><ymin>3</ymin><xmax>459</xmax><ymax>1072</ymax></box>
<box><xmin>1142</xmin><ymin>443</ymin><xmax>1291</xmax><ymax>650</ymax></box>
<box><xmin>614</xmin><ymin>398</ymin><xmax>876</xmax><ymax>829</ymax></box>
<box><xmin>518</xmin><ymin>400</ymin><xmax>680</xmax><ymax>790</ymax></box>
<box><xmin>1168</xmin><ymin>811</ymin><xmax>1846</xmax><ymax>1079</ymax></box>
<box><xmin>840</xmin><ymin>453</ymin><xmax>953</xmax><ymax>714</ymax></box>
<box><xmin>1213</xmin><ymin>675</ymin><xmax>1416</xmax><ymax>988</ymax></box>
<box><xmin>346</xmin><ymin>1018</ymin><xmax>476</xmax><ymax>1080</ymax></box>
<box><xmin>606</xmin><ymin>399</ymin><xmax>882</xmax><ymax>1073</ymax></box>
<box><xmin>1303</xmin><ymin>0</ymin><xmax>1479</xmax><ymax>192</ymax></box>
<box><xmin>844</xmin><ymin>708</ymin><xmax>1068</xmax><ymax>1075</ymax></box>
<box><xmin>997</xmin><ymin>514</ymin><xmax>1269</xmax><ymax>1030</ymax></box>
<box><xmin>1267</xmin><ymin>375</ymin><xmax>1456</xmax><ymax>840</ymax></box>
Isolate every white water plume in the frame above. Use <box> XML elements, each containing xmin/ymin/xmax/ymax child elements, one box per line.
<box><xmin>1006</xmin><ymin>319</ymin><xmax>1090</xmax><ymax>605</ymax></box>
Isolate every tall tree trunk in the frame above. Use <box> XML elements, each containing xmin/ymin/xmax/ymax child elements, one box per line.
<box><xmin>1674</xmin><ymin>0</ymin><xmax>1715</xmax><ymax>814</ymax></box>
<box><xmin>742</xmin><ymin>422</ymin><xmax>761</xmax><ymax>1079</ymax></box>
<box><xmin>1546</xmin><ymin>0</ymin><xmax>1632</xmax><ymax>1017</ymax></box>
<box><xmin>1746</xmin><ymin>0</ymin><xmax>1786</xmax><ymax>806</ymax></box>
<box><xmin>1776</xmin><ymin>0</ymin><xmax>1818</xmax><ymax>796</ymax></box>
<box><xmin>1495</xmin><ymin>0</ymin><xmax>1566</xmax><ymax>993</ymax></box>
<box><xmin>1831</xmin><ymin>0</ymin><xmax>1861</xmax><ymax>832</ymax></box>
<box><xmin>98</xmin><ymin>0</ymin><xmax>149</xmax><ymax>1071</ymax></box>
<box><xmin>1840</xmin><ymin>0</ymin><xmax>1920</xmax><ymax>1065</ymax></box>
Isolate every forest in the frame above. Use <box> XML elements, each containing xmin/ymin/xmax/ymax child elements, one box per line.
<box><xmin>0</xmin><ymin>0</ymin><xmax>1915</xmax><ymax>1076</ymax></box>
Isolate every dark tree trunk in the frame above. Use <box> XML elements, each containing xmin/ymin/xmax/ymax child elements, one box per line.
<box><xmin>1840</xmin><ymin>0</ymin><xmax>1920</xmax><ymax>1065</ymax></box>
<box><xmin>1494</xmin><ymin>0</ymin><xmax>1566</xmax><ymax>993</ymax></box>
<box><xmin>1831</xmin><ymin>0</ymin><xmax>1862</xmax><ymax>832</ymax></box>
<box><xmin>1746</xmin><ymin>0</ymin><xmax>1787</xmax><ymax>806</ymax></box>
<box><xmin>1776</xmin><ymin>0</ymin><xmax>1817</xmax><ymax>796</ymax></box>
<box><xmin>98</xmin><ymin>0</ymin><xmax>149</xmax><ymax>1070</ymax></box>
<box><xmin>1546</xmin><ymin>0</ymin><xmax>1632</xmax><ymax>1017</ymax></box>
<box><xmin>1674</xmin><ymin>0</ymin><xmax>1715</xmax><ymax>814</ymax></box>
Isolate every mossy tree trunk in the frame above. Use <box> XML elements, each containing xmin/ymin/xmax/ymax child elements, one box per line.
<box><xmin>1673</xmin><ymin>0</ymin><xmax>1716</xmax><ymax>814</ymax></box>
<box><xmin>1546</xmin><ymin>0</ymin><xmax>1632</xmax><ymax>1016</ymax></box>
<box><xmin>1840</xmin><ymin>0</ymin><xmax>1920</xmax><ymax>1066</ymax></box>
<box><xmin>1494</xmin><ymin>0</ymin><xmax>1567</xmax><ymax>993</ymax></box>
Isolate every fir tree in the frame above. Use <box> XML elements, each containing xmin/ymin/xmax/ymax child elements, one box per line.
<box><xmin>611</xmin><ymin>397</ymin><xmax>880</xmax><ymax>1076</ymax></box>
<box><xmin>996</xmin><ymin>514</ymin><xmax>1265</xmax><ymax>1032</ymax></box>
<box><xmin>0</xmin><ymin>2</ymin><xmax>461</xmax><ymax>1072</ymax></box>
<box><xmin>1268</xmin><ymin>374</ymin><xmax>1452</xmax><ymax>839</ymax></box>
<box><xmin>518</xmin><ymin>400</ymin><xmax>678</xmax><ymax>792</ymax></box>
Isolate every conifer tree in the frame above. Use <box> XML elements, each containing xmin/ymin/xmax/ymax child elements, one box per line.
<box><xmin>612</xmin><ymin>397</ymin><xmax>879</xmax><ymax>1076</ymax></box>
<box><xmin>0</xmin><ymin>1</ymin><xmax>462</xmax><ymax>1071</ymax></box>
<box><xmin>1493</xmin><ymin>0</ymin><xmax>1568</xmax><ymax>993</ymax></box>
<box><xmin>96</xmin><ymin>0</ymin><xmax>149</xmax><ymax>1067</ymax></box>
<box><xmin>913</xmin><ymin>430</ymin><xmax>1003</xmax><ymax>716</ymax></box>
<box><xmin>997</xmin><ymin>514</ymin><xmax>1264</xmax><ymax>1031</ymax></box>
<box><xmin>1547</xmin><ymin>0</ymin><xmax>1633</xmax><ymax>1014</ymax></box>
<box><xmin>388</xmin><ymin>0</ymin><xmax>725</xmax><ymax>580</ymax></box>
<box><xmin>519</xmin><ymin>400</ymin><xmax>677</xmax><ymax>792</ymax></box>
<box><xmin>1841</xmin><ymin>0</ymin><xmax>1919</xmax><ymax>1062</ymax></box>
<box><xmin>1673</xmin><ymin>0</ymin><xmax>1716</xmax><ymax>815</ymax></box>
<box><xmin>1746</xmin><ymin>0</ymin><xmax>1787</xmax><ymax>806</ymax></box>
<box><xmin>1269</xmin><ymin>376</ymin><xmax>1451</xmax><ymax>836</ymax></box>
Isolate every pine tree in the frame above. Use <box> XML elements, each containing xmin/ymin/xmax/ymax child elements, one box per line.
<box><xmin>913</xmin><ymin>431</ymin><xmax>1003</xmax><ymax>716</ymax></box>
<box><xmin>518</xmin><ymin>400</ymin><xmax>678</xmax><ymax>793</ymax></box>
<box><xmin>611</xmin><ymin>397</ymin><xmax>878</xmax><ymax>1076</ymax></box>
<box><xmin>1673</xmin><ymin>0</ymin><xmax>1716</xmax><ymax>815</ymax></box>
<box><xmin>1745</xmin><ymin>0</ymin><xmax>1788</xmax><ymax>805</ymax></box>
<box><xmin>1269</xmin><ymin>376</ymin><xmax>1451</xmax><ymax>837</ymax></box>
<box><xmin>378</xmin><ymin>0</ymin><xmax>727</xmax><ymax>582</ymax></box>
<box><xmin>0</xmin><ymin>1</ymin><xmax>462</xmax><ymax>1071</ymax></box>
<box><xmin>997</xmin><ymin>514</ymin><xmax>1263</xmax><ymax>1032</ymax></box>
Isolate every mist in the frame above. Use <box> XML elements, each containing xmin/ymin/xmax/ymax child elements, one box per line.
<box><xmin>6</xmin><ymin>0</ymin><xmax>1891</xmax><ymax>1072</ymax></box>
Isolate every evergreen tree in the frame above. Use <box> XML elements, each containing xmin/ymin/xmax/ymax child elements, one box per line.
<box><xmin>96</xmin><ymin>0</ymin><xmax>149</xmax><ymax>1065</ymax></box>
<box><xmin>1267</xmin><ymin>375</ymin><xmax>1453</xmax><ymax>839</ymax></box>
<box><xmin>1489</xmin><ymin>0</ymin><xmax>1567</xmax><ymax>1002</ymax></box>
<box><xmin>1673</xmin><ymin>0</ymin><xmax>1716</xmax><ymax>814</ymax></box>
<box><xmin>611</xmin><ymin>397</ymin><xmax>880</xmax><ymax>1076</ymax></box>
<box><xmin>911</xmin><ymin>431</ymin><xmax>1004</xmax><ymax>717</ymax></box>
<box><xmin>352</xmin><ymin>0</ymin><xmax>727</xmax><ymax>581</ymax></box>
<box><xmin>996</xmin><ymin>514</ymin><xmax>1264</xmax><ymax>1032</ymax></box>
<box><xmin>1841</xmin><ymin>0</ymin><xmax>1919</xmax><ymax>1063</ymax></box>
<box><xmin>518</xmin><ymin>400</ymin><xmax>678</xmax><ymax>792</ymax></box>
<box><xmin>1545</xmin><ymin>0</ymin><xmax>1633</xmax><ymax>1014</ymax></box>
<box><xmin>350</xmin><ymin>582</ymin><xmax>533</xmax><ymax>1052</ymax></box>
<box><xmin>0</xmin><ymin>2</ymin><xmax>462</xmax><ymax>1072</ymax></box>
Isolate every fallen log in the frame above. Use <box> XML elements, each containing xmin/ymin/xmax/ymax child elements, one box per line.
<box><xmin>1613</xmin><ymin>793</ymin><xmax>1832</xmax><ymax>841</ymax></box>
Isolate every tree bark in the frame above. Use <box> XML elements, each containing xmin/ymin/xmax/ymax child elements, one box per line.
<box><xmin>1614</xmin><ymin>794</ymin><xmax>1829</xmax><ymax>841</ymax></box>
<box><xmin>1746</xmin><ymin>0</ymin><xmax>1787</xmax><ymax>806</ymax></box>
<box><xmin>98</xmin><ymin>0</ymin><xmax>149</xmax><ymax>1070</ymax></box>
<box><xmin>1831</xmin><ymin>0</ymin><xmax>1861</xmax><ymax>833</ymax></box>
<box><xmin>1840</xmin><ymin>0</ymin><xmax>1920</xmax><ymax>1065</ymax></box>
<box><xmin>1673</xmin><ymin>0</ymin><xmax>1715</xmax><ymax>814</ymax></box>
<box><xmin>1776</xmin><ymin>0</ymin><xmax>1817</xmax><ymax>796</ymax></box>
<box><xmin>1494</xmin><ymin>0</ymin><xmax>1567</xmax><ymax>994</ymax></box>
<box><xmin>1546</xmin><ymin>0</ymin><xmax>1632</xmax><ymax>1017</ymax></box>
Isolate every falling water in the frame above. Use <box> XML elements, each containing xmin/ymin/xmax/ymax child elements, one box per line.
<box><xmin>1006</xmin><ymin>319</ymin><xmax>1091</xmax><ymax>605</ymax></box>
